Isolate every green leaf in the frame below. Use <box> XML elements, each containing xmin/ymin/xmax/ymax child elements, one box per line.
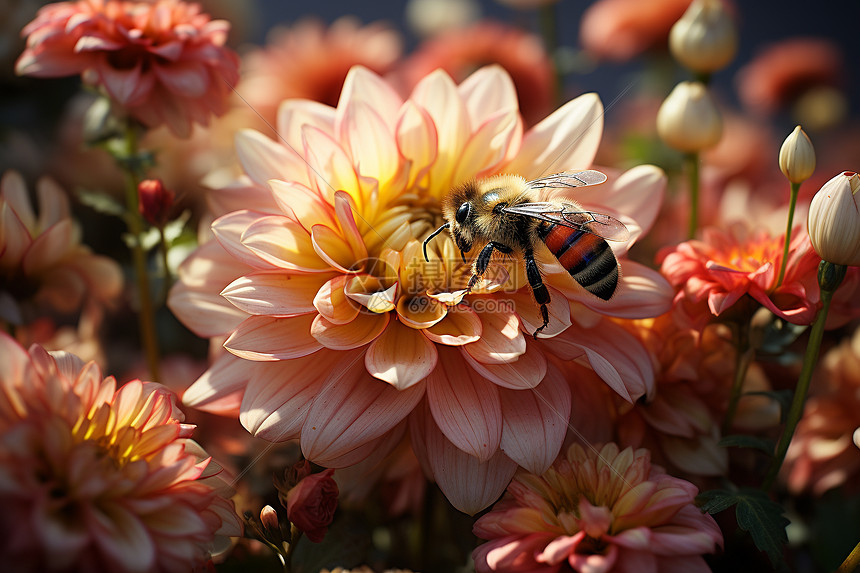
<box><xmin>697</xmin><ymin>488</ymin><xmax>789</xmax><ymax>569</ymax></box>
<box><xmin>734</xmin><ymin>488</ymin><xmax>790</xmax><ymax>568</ymax></box>
<box><xmin>162</xmin><ymin>210</ymin><xmax>191</xmax><ymax>244</ymax></box>
<box><xmin>718</xmin><ymin>434</ymin><xmax>775</xmax><ymax>455</ymax></box>
<box><xmin>76</xmin><ymin>188</ymin><xmax>125</xmax><ymax>218</ymax></box>
<box><xmin>697</xmin><ymin>488</ymin><xmax>738</xmax><ymax>515</ymax></box>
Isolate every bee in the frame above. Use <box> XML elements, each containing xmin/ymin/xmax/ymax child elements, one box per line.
<box><xmin>422</xmin><ymin>170</ymin><xmax>629</xmax><ymax>338</ymax></box>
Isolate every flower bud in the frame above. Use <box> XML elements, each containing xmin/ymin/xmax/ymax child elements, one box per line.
<box><xmin>807</xmin><ymin>171</ymin><xmax>860</xmax><ymax>266</ymax></box>
<box><xmin>286</xmin><ymin>469</ymin><xmax>338</xmax><ymax>543</ymax></box>
<box><xmin>260</xmin><ymin>505</ymin><xmax>280</xmax><ymax>534</ymax></box>
<box><xmin>138</xmin><ymin>179</ymin><xmax>174</xmax><ymax>226</ymax></box>
<box><xmin>657</xmin><ymin>81</ymin><xmax>723</xmax><ymax>152</ymax></box>
<box><xmin>778</xmin><ymin>125</ymin><xmax>816</xmax><ymax>184</ymax></box>
<box><xmin>669</xmin><ymin>0</ymin><xmax>738</xmax><ymax>74</ymax></box>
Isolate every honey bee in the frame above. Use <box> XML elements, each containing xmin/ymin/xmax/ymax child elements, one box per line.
<box><xmin>422</xmin><ymin>170</ymin><xmax>629</xmax><ymax>338</ymax></box>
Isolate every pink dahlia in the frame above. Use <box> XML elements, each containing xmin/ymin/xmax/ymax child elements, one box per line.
<box><xmin>0</xmin><ymin>170</ymin><xmax>122</xmax><ymax>324</ymax></box>
<box><xmin>239</xmin><ymin>17</ymin><xmax>402</xmax><ymax>128</ymax></box>
<box><xmin>472</xmin><ymin>442</ymin><xmax>723</xmax><ymax>572</ymax></box>
<box><xmin>168</xmin><ymin>65</ymin><xmax>671</xmax><ymax>513</ymax></box>
<box><xmin>658</xmin><ymin>222</ymin><xmax>820</xmax><ymax>329</ymax></box>
<box><xmin>0</xmin><ymin>333</ymin><xmax>242</xmax><ymax>572</ymax></box>
<box><xmin>16</xmin><ymin>0</ymin><xmax>240</xmax><ymax>138</ymax></box>
<box><xmin>783</xmin><ymin>326</ymin><xmax>860</xmax><ymax>495</ymax></box>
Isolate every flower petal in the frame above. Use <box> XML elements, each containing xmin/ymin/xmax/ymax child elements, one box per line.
<box><xmin>301</xmin><ymin>352</ymin><xmax>425</xmax><ymax>465</ymax></box>
<box><xmin>182</xmin><ymin>352</ymin><xmax>248</xmax><ymax>415</ymax></box>
<box><xmin>463</xmin><ymin>337</ymin><xmax>548</xmax><ymax>390</ymax></box>
<box><xmin>365</xmin><ymin>319</ymin><xmax>438</xmax><ymax>389</ymax></box>
<box><xmin>224</xmin><ymin>314</ymin><xmax>322</xmax><ymax>361</ymax></box>
<box><xmin>506</xmin><ymin>93</ymin><xmax>603</xmax><ymax>178</ymax></box>
<box><xmin>235</xmin><ymin>129</ymin><xmax>307</xmax><ymax>187</ymax></box>
<box><xmin>241</xmin><ymin>215</ymin><xmax>331</xmax><ymax>272</ymax></box>
<box><xmin>311</xmin><ymin>312</ymin><xmax>390</xmax><ymax>350</ymax></box>
<box><xmin>423</xmin><ymin>306</ymin><xmax>483</xmax><ymax>345</ymax></box>
<box><xmin>499</xmin><ymin>362</ymin><xmax>571</xmax><ymax>474</ymax></box>
<box><xmin>463</xmin><ymin>308</ymin><xmax>526</xmax><ymax>365</ymax></box>
<box><xmin>427</xmin><ymin>347</ymin><xmax>502</xmax><ymax>462</ymax></box>
<box><xmin>221</xmin><ymin>271</ymin><xmax>334</xmax><ymax>316</ymax></box>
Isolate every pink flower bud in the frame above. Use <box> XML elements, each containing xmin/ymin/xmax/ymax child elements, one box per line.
<box><xmin>286</xmin><ymin>469</ymin><xmax>338</xmax><ymax>543</ymax></box>
<box><xmin>138</xmin><ymin>179</ymin><xmax>175</xmax><ymax>226</ymax></box>
<box><xmin>260</xmin><ymin>505</ymin><xmax>280</xmax><ymax>534</ymax></box>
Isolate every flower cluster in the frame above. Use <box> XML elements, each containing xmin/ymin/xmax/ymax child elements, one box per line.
<box><xmin>0</xmin><ymin>333</ymin><xmax>242</xmax><ymax>572</ymax></box>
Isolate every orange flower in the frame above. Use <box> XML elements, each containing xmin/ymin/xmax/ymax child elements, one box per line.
<box><xmin>239</xmin><ymin>17</ymin><xmax>402</xmax><ymax>127</ymax></box>
<box><xmin>580</xmin><ymin>0</ymin><xmax>693</xmax><ymax>62</ymax></box>
<box><xmin>658</xmin><ymin>222</ymin><xmax>820</xmax><ymax>328</ymax></box>
<box><xmin>472</xmin><ymin>443</ymin><xmax>723</xmax><ymax>572</ymax></box>
<box><xmin>0</xmin><ymin>171</ymin><xmax>122</xmax><ymax>323</ymax></box>
<box><xmin>391</xmin><ymin>20</ymin><xmax>555</xmax><ymax>126</ymax></box>
<box><xmin>783</xmin><ymin>326</ymin><xmax>860</xmax><ymax>495</ymax></box>
<box><xmin>0</xmin><ymin>333</ymin><xmax>242</xmax><ymax>572</ymax></box>
<box><xmin>16</xmin><ymin>0</ymin><xmax>240</xmax><ymax>137</ymax></box>
<box><xmin>168</xmin><ymin>65</ymin><xmax>671</xmax><ymax>513</ymax></box>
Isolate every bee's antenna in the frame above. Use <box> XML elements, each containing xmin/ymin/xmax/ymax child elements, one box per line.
<box><xmin>422</xmin><ymin>223</ymin><xmax>450</xmax><ymax>262</ymax></box>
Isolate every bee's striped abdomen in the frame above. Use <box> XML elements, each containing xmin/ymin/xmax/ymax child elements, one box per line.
<box><xmin>538</xmin><ymin>223</ymin><xmax>619</xmax><ymax>300</ymax></box>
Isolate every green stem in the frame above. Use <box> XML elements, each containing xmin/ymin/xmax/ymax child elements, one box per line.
<box><xmin>686</xmin><ymin>152</ymin><xmax>700</xmax><ymax>239</ymax></box>
<box><xmin>762</xmin><ymin>261</ymin><xmax>846</xmax><ymax>491</ymax></box>
<box><xmin>538</xmin><ymin>2</ymin><xmax>563</xmax><ymax>107</ymax></box>
<box><xmin>158</xmin><ymin>224</ymin><xmax>172</xmax><ymax>303</ymax></box>
<box><xmin>838</xmin><ymin>539</ymin><xmax>860</xmax><ymax>573</ymax></box>
<box><xmin>776</xmin><ymin>181</ymin><xmax>801</xmax><ymax>287</ymax></box>
<box><xmin>120</xmin><ymin>125</ymin><xmax>161</xmax><ymax>382</ymax></box>
<box><xmin>722</xmin><ymin>320</ymin><xmax>753</xmax><ymax>434</ymax></box>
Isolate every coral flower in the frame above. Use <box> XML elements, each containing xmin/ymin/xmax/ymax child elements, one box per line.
<box><xmin>168</xmin><ymin>65</ymin><xmax>671</xmax><ymax>513</ymax></box>
<box><xmin>239</xmin><ymin>17</ymin><xmax>402</xmax><ymax>128</ymax></box>
<box><xmin>580</xmin><ymin>0</ymin><xmax>693</xmax><ymax>62</ymax></box>
<box><xmin>736</xmin><ymin>38</ymin><xmax>844</xmax><ymax>116</ymax></box>
<box><xmin>391</xmin><ymin>20</ymin><xmax>555</xmax><ymax>126</ymax></box>
<box><xmin>658</xmin><ymin>222</ymin><xmax>820</xmax><ymax>329</ymax></box>
<box><xmin>0</xmin><ymin>333</ymin><xmax>242</xmax><ymax>572</ymax></box>
<box><xmin>783</xmin><ymin>326</ymin><xmax>860</xmax><ymax>495</ymax></box>
<box><xmin>0</xmin><ymin>171</ymin><xmax>122</xmax><ymax>324</ymax></box>
<box><xmin>472</xmin><ymin>442</ymin><xmax>723</xmax><ymax>572</ymax></box>
<box><xmin>15</xmin><ymin>0</ymin><xmax>240</xmax><ymax>137</ymax></box>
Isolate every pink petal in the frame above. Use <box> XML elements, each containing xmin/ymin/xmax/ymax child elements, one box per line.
<box><xmin>426</xmin><ymin>347</ymin><xmax>502</xmax><ymax>462</ymax></box>
<box><xmin>411</xmin><ymin>400</ymin><xmax>517</xmax><ymax>515</ymax></box>
<box><xmin>153</xmin><ymin>60</ymin><xmax>209</xmax><ymax>97</ymax></box>
<box><xmin>314</xmin><ymin>419</ymin><xmax>407</xmax><ymax>468</ymax></box>
<box><xmin>1</xmin><ymin>170</ymin><xmax>36</xmax><ymax>229</ymax></box>
<box><xmin>337</xmin><ymin>66</ymin><xmax>403</xmax><ymax>132</ymax></box>
<box><xmin>577</xmin><ymin>261</ymin><xmax>673</xmax><ymax>319</ymax></box>
<box><xmin>221</xmin><ymin>271</ymin><xmax>333</xmax><ymax>316</ymax></box>
<box><xmin>224</xmin><ymin>314</ymin><xmax>322</xmax><ymax>360</ymax></box>
<box><xmin>459</xmin><ymin>65</ymin><xmax>520</xmax><ymax>126</ymax></box>
<box><xmin>395</xmin><ymin>101</ymin><xmax>438</xmax><ymax>189</ymax></box>
<box><xmin>301</xmin><ymin>352</ymin><xmax>425</xmax><ymax>465</ymax></box>
<box><xmin>538</xmin><ymin>534</ymin><xmax>581</xmax><ymax>565</ymax></box>
<box><xmin>239</xmin><ymin>354</ymin><xmax>332</xmax><ymax>441</ymax></box>
<box><xmin>240</xmin><ymin>215</ymin><xmax>331</xmax><ymax>272</ymax></box>
<box><xmin>268</xmin><ymin>179</ymin><xmax>337</xmax><ymax>231</ymax></box>
<box><xmin>210</xmin><ymin>210</ymin><xmax>277</xmax><ymax>269</ymax></box>
<box><xmin>548</xmin><ymin>319</ymin><xmax>654</xmax><ymax>402</ymax></box>
<box><xmin>311</xmin><ymin>312</ymin><xmax>389</xmax><ymax>350</ymax></box>
<box><xmin>86</xmin><ymin>503</ymin><xmax>155</xmax><ymax>571</ymax></box>
<box><xmin>235</xmin><ymin>129</ymin><xmax>307</xmax><ymax>187</ymax></box>
<box><xmin>453</xmin><ymin>107</ymin><xmax>521</xmax><ymax>183</ymax></box>
<box><xmin>499</xmin><ymin>363</ymin><xmax>571</xmax><ymax>474</ymax></box>
<box><xmin>301</xmin><ymin>125</ymin><xmax>362</xmax><ymax>205</ymax></box>
<box><xmin>97</xmin><ymin>59</ymin><xmax>155</xmax><ymax>105</ymax></box>
<box><xmin>506</xmin><ymin>93</ymin><xmax>603</xmax><ymax>179</ymax></box>
<box><xmin>276</xmin><ymin>99</ymin><xmax>337</xmax><ymax>160</ymax></box>
<box><xmin>463</xmin><ymin>309</ymin><xmax>526</xmax><ymax>365</ymax></box>
<box><xmin>22</xmin><ymin>219</ymin><xmax>76</xmax><ymax>275</ymax></box>
<box><xmin>35</xmin><ymin>176</ymin><xmax>70</xmax><ymax>230</ymax></box>
<box><xmin>463</xmin><ymin>337</ymin><xmax>547</xmax><ymax>390</ymax></box>
<box><xmin>365</xmin><ymin>320</ymin><xmax>438</xmax><ymax>389</ymax></box>
<box><xmin>311</xmin><ymin>223</ymin><xmax>360</xmax><ymax>272</ymax></box>
<box><xmin>340</xmin><ymin>100</ymin><xmax>402</xmax><ymax>188</ymax></box>
<box><xmin>182</xmin><ymin>352</ymin><xmax>248</xmax><ymax>415</ymax></box>
<box><xmin>423</xmin><ymin>306</ymin><xmax>483</xmax><ymax>345</ymax></box>
<box><xmin>314</xmin><ymin>275</ymin><xmax>361</xmax><ymax>324</ymax></box>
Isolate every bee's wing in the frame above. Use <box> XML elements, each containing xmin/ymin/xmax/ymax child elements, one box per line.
<box><xmin>502</xmin><ymin>201</ymin><xmax>630</xmax><ymax>242</ymax></box>
<box><xmin>523</xmin><ymin>170</ymin><xmax>608</xmax><ymax>191</ymax></box>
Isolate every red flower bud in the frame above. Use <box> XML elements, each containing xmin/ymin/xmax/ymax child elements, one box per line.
<box><xmin>138</xmin><ymin>179</ymin><xmax>174</xmax><ymax>226</ymax></box>
<box><xmin>286</xmin><ymin>469</ymin><xmax>338</xmax><ymax>543</ymax></box>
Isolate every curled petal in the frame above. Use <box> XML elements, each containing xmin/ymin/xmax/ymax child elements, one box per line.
<box><xmin>423</xmin><ymin>306</ymin><xmax>483</xmax><ymax>346</ymax></box>
<box><xmin>311</xmin><ymin>312</ymin><xmax>390</xmax><ymax>350</ymax></box>
<box><xmin>463</xmin><ymin>309</ymin><xmax>525</xmax><ymax>365</ymax></box>
<box><xmin>224</xmin><ymin>314</ymin><xmax>321</xmax><ymax>361</ymax></box>
<box><xmin>365</xmin><ymin>319</ymin><xmax>438</xmax><ymax>389</ymax></box>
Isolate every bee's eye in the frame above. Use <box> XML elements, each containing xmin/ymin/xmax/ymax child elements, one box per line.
<box><xmin>455</xmin><ymin>202</ymin><xmax>470</xmax><ymax>224</ymax></box>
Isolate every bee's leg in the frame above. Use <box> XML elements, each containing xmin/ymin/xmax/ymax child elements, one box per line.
<box><xmin>467</xmin><ymin>242</ymin><xmax>511</xmax><ymax>292</ymax></box>
<box><xmin>523</xmin><ymin>248</ymin><xmax>550</xmax><ymax>339</ymax></box>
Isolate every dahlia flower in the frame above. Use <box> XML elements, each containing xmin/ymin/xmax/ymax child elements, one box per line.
<box><xmin>472</xmin><ymin>442</ymin><xmax>723</xmax><ymax>573</ymax></box>
<box><xmin>16</xmin><ymin>0</ymin><xmax>240</xmax><ymax>138</ymax></box>
<box><xmin>169</xmin><ymin>65</ymin><xmax>671</xmax><ymax>513</ymax></box>
<box><xmin>783</xmin><ymin>326</ymin><xmax>860</xmax><ymax>495</ymax></box>
<box><xmin>0</xmin><ymin>333</ymin><xmax>242</xmax><ymax>572</ymax></box>
<box><xmin>658</xmin><ymin>222</ymin><xmax>820</xmax><ymax>328</ymax></box>
<box><xmin>239</xmin><ymin>17</ymin><xmax>402</xmax><ymax>128</ymax></box>
<box><xmin>0</xmin><ymin>170</ymin><xmax>122</xmax><ymax>324</ymax></box>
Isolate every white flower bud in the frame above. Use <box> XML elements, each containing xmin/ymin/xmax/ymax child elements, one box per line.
<box><xmin>669</xmin><ymin>0</ymin><xmax>738</xmax><ymax>74</ymax></box>
<box><xmin>657</xmin><ymin>81</ymin><xmax>723</xmax><ymax>153</ymax></box>
<box><xmin>808</xmin><ymin>171</ymin><xmax>860</xmax><ymax>266</ymax></box>
<box><xmin>778</xmin><ymin>126</ymin><xmax>816</xmax><ymax>184</ymax></box>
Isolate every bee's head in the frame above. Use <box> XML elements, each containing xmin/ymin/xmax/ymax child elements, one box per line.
<box><xmin>441</xmin><ymin>181</ymin><xmax>479</xmax><ymax>255</ymax></box>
